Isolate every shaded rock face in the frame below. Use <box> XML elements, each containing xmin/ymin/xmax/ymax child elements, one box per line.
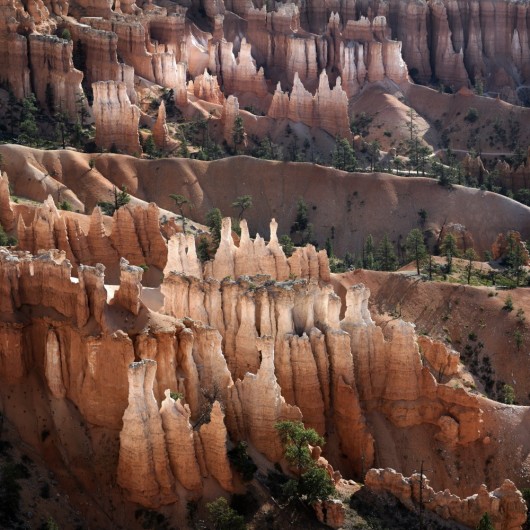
<box><xmin>366</xmin><ymin>468</ymin><xmax>527</xmax><ymax>530</ymax></box>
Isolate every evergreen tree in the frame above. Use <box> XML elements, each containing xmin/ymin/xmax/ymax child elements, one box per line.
<box><xmin>169</xmin><ymin>194</ymin><xmax>193</xmax><ymax>235</ymax></box>
<box><xmin>232</xmin><ymin>115</ymin><xmax>245</xmax><ymax>149</ymax></box>
<box><xmin>368</xmin><ymin>140</ymin><xmax>380</xmax><ymax>172</ymax></box>
<box><xmin>232</xmin><ymin>195</ymin><xmax>252</xmax><ymax>221</ymax></box>
<box><xmin>206</xmin><ymin>208</ymin><xmax>223</xmax><ymax>250</ymax></box>
<box><xmin>97</xmin><ymin>185</ymin><xmax>131</xmax><ymax>216</ymax></box>
<box><xmin>325</xmin><ymin>237</ymin><xmax>334</xmax><ymax>258</ymax></box>
<box><xmin>476</xmin><ymin>513</ymin><xmax>495</xmax><ymax>530</ymax></box>
<box><xmin>18</xmin><ymin>94</ymin><xmax>39</xmax><ymax>146</ymax></box>
<box><xmin>279</xmin><ymin>235</ymin><xmax>294</xmax><ymax>257</ymax></box>
<box><xmin>464</xmin><ymin>248</ymin><xmax>477</xmax><ymax>284</ymax></box>
<box><xmin>206</xmin><ymin>497</ymin><xmax>245</xmax><ymax>530</ymax></box>
<box><xmin>376</xmin><ymin>234</ymin><xmax>398</xmax><ymax>271</ymax></box>
<box><xmin>291</xmin><ymin>197</ymin><xmax>313</xmax><ymax>245</ymax></box>
<box><xmin>6</xmin><ymin>91</ymin><xmax>20</xmax><ymax>137</ymax></box>
<box><xmin>406</xmin><ymin>229</ymin><xmax>427</xmax><ymax>275</ymax></box>
<box><xmin>332</xmin><ymin>137</ymin><xmax>356</xmax><ymax>172</ymax></box>
<box><xmin>363</xmin><ymin>234</ymin><xmax>375</xmax><ymax>270</ymax></box>
<box><xmin>143</xmin><ymin>135</ymin><xmax>159</xmax><ymax>158</ymax></box>
<box><xmin>440</xmin><ymin>233</ymin><xmax>459</xmax><ymax>274</ymax></box>
<box><xmin>55</xmin><ymin>110</ymin><xmax>69</xmax><ymax>149</ymax></box>
<box><xmin>275</xmin><ymin>421</ymin><xmax>335</xmax><ymax>505</ymax></box>
<box><xmin>197</xmin><ymin>236</ymin><xmax>210</xmax><ymax>262</ymax></box>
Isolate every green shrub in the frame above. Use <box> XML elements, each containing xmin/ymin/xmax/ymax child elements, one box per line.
<box><xmin>206</xmin><ymin>497</ymin><xmax>246</xmax><ymax>530</ymax></box>
<box><xmin>228</xmin><ymin>442</ymin><xmax>257</xmax><ymax>482</ymax></box>
<box><xmin>465</xmin><ymin>108</ymin><xmax>479</xmax><ymax>123</ymax></box>
<box><xmin>503</xmin><ymin>295</ymin><xmax>514</xmax><ymax>311</ymax></box>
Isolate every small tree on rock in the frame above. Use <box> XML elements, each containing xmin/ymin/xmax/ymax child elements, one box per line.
<box><xmin>206</xmin><ymin>207</ymin><xmax>223</xmax><ymax>251</ymax></box>
<box><xmin>169</xmin><ymin>194</ymin><xmax>193</xmax><ymax>235</ymax></box>
<box><xmin>97</xmin><ymin>185</ymin><xmax>130</xmax><ymax>216</ymax></box>
<box><xmin>232</xmin><ymin>195</ymin><xmax>252</xmax><ymax>221</ymax></box>
<box><xmin>275</xmin><ymin>421</ymin><xmax>335</xmax><ymax>505</ymax></box>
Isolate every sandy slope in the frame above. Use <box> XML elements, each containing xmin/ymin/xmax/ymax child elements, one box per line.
<box><xmin>2</xmin><ymin>145</ymin><xmax>529</xmax><ymax>258</ymax></box>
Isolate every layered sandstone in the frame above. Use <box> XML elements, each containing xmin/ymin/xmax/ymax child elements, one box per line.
<box><xmin>210</xmin><ymin>38</ymin><xmax>268</xmax><ymax>97</ymax></box>
<box><xmin>16</xmin><ymin>199</ymin><xmax>167</xmax><ymax>278</ymax></box>
<box><xmin>28</xmin><ymin>34</ymin><xmax>85</xmax><ymax>119</ymax></box>
<box><xmin>366</xmin><ymin>468</ymin><xmax>527</xmax><ymax>530</ymax></box>
<box><xmin>117</xmin><ymin>360</ymin><xmax>176</xmax><ymax>507</ymax></box>
<box><xmin>268</xmin><ymin>71</ymin><xmax>351</xmax><ymax>139</ymax></box>
<box><xmin>92</xmin><ymin>81</ymin><xmax>142</xmax><ymax>155</ymax></box>
<box><xmin>152</xmin><ymin>100</ymin><xmax>170</xmax><ymax>150</ymax></box>
<box><xmin>70</xmin><ymin>24</ymin><xmax>136</xmax><ymax>102</ymax></box>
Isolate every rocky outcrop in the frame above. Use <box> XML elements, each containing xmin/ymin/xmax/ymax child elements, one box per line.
<box><xmin>161</xmin><ymin>217</ymin><xmax>330</xmax><ymax>283</ymax></box>
<box><xmin>152</xmin><ymin>100</ymin><xmax>170</xmax><ymax>150</ymax></box>
<box><xmin>210</xmin><ymin>38</ymin><xmax>268</xmax><ymax>97</ymax></box>
<box><xmin>191</xmin><ymin>69</ymin><xmax>225</xmax><ymax>104</ymax></box>
<box><xmin>417</xmin><ymin>336</ymin><xmax>459</xmax><ymax>379</ymax></box>
<box><xmin>220</xmin><ymin>95</ymin><xmax>240</xmax><ymax>147</ymax></box>
<box><xmin>0</xmin><ymin>172</ymin><xmax>15</xmax><ymax>232</ymax></box>
<box><xmin>111</xmin><ymin>258</ymin><xmax>143</xmax><ymax>315</ymax></box>
<box><xmin>232</xmin><ymin>336</ymin><xmax>302</xmax><ymax>461</ymax></box>
<box><xmin>492</xmin><ymin>230</ymin><xmax>530</xmax><ymax>264</ymax></box>
<box><xmin>16</xmin><ymin>199</ymin><xmax>167</xmax><ymax>279</ymax></box>
<box><xmin>117</xmin><ymin>360</ymin><xmax>177</xmax><ymax>507</ymax></box>
<box><xmin>71</xmin><ymin>24</ymin><xmax>136</xmax><ymax>103</ymax></box>
<box><xmin>159</xmin><ymin>391</ymin><xmax>203</xmax><ymax>496</ymax></box>
<box><xmin>268</xmin><ymin>71</ymin><xmax>351</xmax><ymax>139</ymax></box>
<box><xmin>198</xmin><ymin>401</ymin><xmax>233</xmax><ymax>491</ymax></box>
<box><xmin>28</xmin><ymin>34</ymin><xmax>85</xmax><ymax>120</ymax></box>
<box><xmin>92</xmin><ymin>81</ymin><xmax>142</xmax><ymax>155</ymax></box>
<box><xmin>366</xmin><ymin>468</ymin><xmax>527</xmax><ymax>530</ymax></box>
<box><xmin>313</xmin><ymin>499</ymin><xmax>345</xmax><ymax>529</ymax></box>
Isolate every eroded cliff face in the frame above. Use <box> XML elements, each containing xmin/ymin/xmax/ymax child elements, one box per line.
<box><xmin>366</xmin><ymin>468</ymin><xmax>527</xmax><ymax>530</ymax></box>
<box><xmin>92</xmin><ymin>81</ymin><xmax>142</xmax><ymax>155</ymax></box>
<box><xmin>0</xmin><ymin>0</ymin><xmax>529</xmax><ymax>158</ymax></box>
<box><xmin>0</xmin><ymin>201</ymin><xmax>527</xmax><ymax>528</ymax></box>
<box><xmin>16</xmin><ymin>196</ymin><xmax>167</xmax><ymax>282</ymax></box>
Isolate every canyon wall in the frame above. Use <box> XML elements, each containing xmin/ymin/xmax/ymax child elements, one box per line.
<box><xmin>0</xmin><ymin>200</ymin><xmax>527</xmax><ymax>527</ymax></box>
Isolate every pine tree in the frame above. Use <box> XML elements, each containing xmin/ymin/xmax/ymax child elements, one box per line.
<box><xmin>406</xmin><ymin>229</ymin><xmax>427</xmax><ymax>275</ymax></box>
<box><xmin>169</xmin><ymin>194</ymin><xmax>193</xmax><ymax>235</ymax></box>
<box><xmin>376</xmin><ymin>234</ymin><xmax>398</xmax><ymax>271</ymax></box>
<box><xmin>97</xmin><ymin>186</ymin><xmax>131</xmax><ymax>216</ymax></box>
<box><xmin>332</xmin><ymin>137</ymin><xmax>356</xmax><ymax>172</ymax></box>
<box><xmin>205</xmin><ymin>208</ymin><xmax>223</xmax><ymax>250</ymax></box>
<box><xmin>232</xmin><ymin>195</ymin><xmax>252</xmax><ymax>221</ymax></box>
<box><xmin>363</xmin><ymin>235</ymin><xmax>375</xmax><ymax>270</ymax></box>
<box><xmin>275</xmin><ymin>421</ymin><xmax>335</xmax><ymax>505</ymax></box>
<box><xmin>18</xmin><ymin>94</ymin><xmax>39</xmax><ymax>146</ymax></box>
<box><xmin>476</xmin><ymin>513</ymin><xmax>495</xmax><ymax>530</ymax></box>
<box><xmin>232</xmin><ymin>115</ymin><xmax>245</xmax><ymax>149</ymax></box>
<box><xmin>440</xmin><ymin>233</ymin><xmax>459</xmax><ymax>274</ymax></box>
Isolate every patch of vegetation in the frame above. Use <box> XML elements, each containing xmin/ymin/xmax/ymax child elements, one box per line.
<box><xmin>275</xmin><ymin>420</ymin><xmax>335</xmax><ymax>506</ymax></box>
<box><xmin>464</xmin><ymin>108</ymin><xmax>479</xmax><ymax>123</ymax></box>
<box><xmin>207</xmin><ymin>497</ymin><xmax>246</xmax><ymax>530</ymax></box>
<box><xmin>228</xmin><ymin>441</ymin><xmax>257</xmax><ymax>482</ymax></box>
